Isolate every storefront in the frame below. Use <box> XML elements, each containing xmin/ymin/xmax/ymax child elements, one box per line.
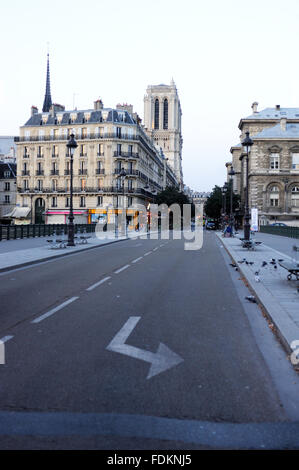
<box><xmin>45</xmin><ymin>210</ymin><xmax>88</xmax><ymax>224</ymax></box>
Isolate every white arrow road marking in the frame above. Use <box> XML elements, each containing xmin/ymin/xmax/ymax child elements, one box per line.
<box><xmin>106</xmin><ymin>316</ymin><xmax>183</xmax><ymax>379</ymax></box>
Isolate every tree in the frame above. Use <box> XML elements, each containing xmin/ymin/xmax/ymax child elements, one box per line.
<box><xmin>204</xmin><ymin>182</ymin><xmax>241</xmax><ymax>225</ymax></box>
<box><xmin>204</xmin><ymin>185</ymin><xmax>223</xmax><ymax>223</ymax></box>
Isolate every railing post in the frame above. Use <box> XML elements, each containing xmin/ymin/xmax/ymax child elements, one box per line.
<box><xmin>21</xmin><ymin>225</ymin><xmax>23</xmax><ymax>239</ymax></box>
<box><xmin>0</xmin><ymin>225</ymin><xmax>2</xmax><ymax>242</ymax></box>
<box><xmin>32</xmin><ymin>225</ymin><xmax>35</xmax><ymax>238</ymax></box>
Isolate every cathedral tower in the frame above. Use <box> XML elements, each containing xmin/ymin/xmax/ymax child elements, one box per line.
<box><xmin>144</xmin><ymin>80</ymin><xmax>183</xmax><ymax>186</ymax></box>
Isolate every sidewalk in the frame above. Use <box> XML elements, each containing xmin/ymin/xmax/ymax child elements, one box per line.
<box><xmin>216</xmin><ymin>232</ymin><xmax>299</xmax><ymax>356</ymax></box>
<box><xmin>0</xmin><ymin>234</ymin><xmax>129</xmax><ymax>273</ymax></box>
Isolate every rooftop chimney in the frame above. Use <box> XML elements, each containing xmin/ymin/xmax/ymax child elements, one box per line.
<box><xmin>251</xmin><ymin>102</ymin><xmax>258</xmax><ymax>113</ymax></box>
<box><xmin>31</xmin><ymin>106</ymin><xmax>38</xmax><ymax>116</ymax></box>
<box><xmin>276</xmin><ymin>104</ymin><xmax>281</xmax><ymax>110</ymax></box>
<box><xmin>94</xmin><ymin>99</ymin><xmax>103</xmax><ymax>110</ymax></box>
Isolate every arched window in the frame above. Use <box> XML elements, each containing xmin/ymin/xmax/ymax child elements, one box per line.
<box><xmin>269</xmin><ymin>185</ymin><xmax>280</xmax><ymax>207</ymax></box>
<box><xmin>163</xmin><ymin>99</ymin><xmax>168</xmax><ymax>130</ymax></box>
<box><xmin>154</xmin><ymin>99</ymin><xmax>159</xmax><ymax>130</ymax></box>
<box><xmin>291</xmin><ymin>186</ymin><xmax>299</xmax><ymax>207</ymax></box>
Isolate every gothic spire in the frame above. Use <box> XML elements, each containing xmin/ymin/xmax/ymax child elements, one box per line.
<box><xmin>42</xmin><ymin>53</ymin><xmax>52</xmax><ymax>112</ymax></box>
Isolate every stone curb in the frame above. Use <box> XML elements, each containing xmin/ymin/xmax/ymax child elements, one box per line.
<box><xmin>216</xmin><ymin>232</ymin><xmax>299</xmax><ymax>355</ymax></box>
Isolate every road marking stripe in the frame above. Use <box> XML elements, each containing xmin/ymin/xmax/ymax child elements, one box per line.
<box><xmin>31</xmin><ymin>297</ymin><xmax>79</xmax><ymax>324</ymax></box>
<box><xmin>114</xmin><ymin>265</ymin><xmax>130</xmax><ymax>274</ymax></box>
<box><xmin>153</xmin><ymin>247</ymin><xmax>159</xmax><ymax>252</ymax></box>
<box><xmin>144</xmin><ymin>251</ymin><xmax>152</xmax><ymax>256</ymax></box>
<box><xmin>160</xmin><ymin>244</ymin><xmax>164</xmax><ymax>247</ymax></box>
<box><xmin>86</xmin><ymin>276</ymin><xmax>111</xmax><ymax>292</ymax></box>
<box><xmin>0</xmin><ymin>336</ymin><xmax>14</xmax><ymax>344</ymax></box>
<box><xmin>132</xmin><ymin>257</ymin><xmax>143</xmax><ymax>264</ymax></box>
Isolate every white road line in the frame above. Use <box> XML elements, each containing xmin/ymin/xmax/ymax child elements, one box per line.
<box><xmin>132</xmin><ymin>257</ymin><xmax>143</xmax><ymax>264</ymax></box>
<box><xmin>0</xmin><ymin>336</ymin><xmax>14</xmax><ymax>343</ymax></box>
<box><xmin>31</xmin><ymin>297</ymin><xmax>79</xmax><ymax>324</ymax></box>
<box><xmin>144</xmin><ymin>251</ymin><xmax>152</xmax><ymax>256</ymax></box>
<box><xmin>160</xmin><ymin>244</ymin><xmax>164</xmax><ymax>247</ymax></box>
<box><xmin>114</xmin><ymin>265</ymin><xmax>130</xmax><ymax>274</ymax></box>
<box><xmin>153</xmin><ymin>247</ymin><xmax>159</xmax><ymax>252</ymax></box>
<box><xmin>86</xmin><ymin>276</ymin><xmax>111</xmax><ymax>292</ymax></box>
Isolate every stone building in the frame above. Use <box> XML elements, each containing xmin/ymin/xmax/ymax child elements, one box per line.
<box><xmin>0</xmin><ymin>137</ymin><xmax>17</xmax><ymax>223</ymax></box>
<box><xmin>229</xmin><ymin>103</ymin><xmax>299</xmax><ymax>226</ymax></box>
<box><xmin>14</xmin><ymin>56</ymin><xmax>178</xmax><ymax>225</ymax></box>
<box><xmin>143</xmin><ymin>80</ymin><xmax>183</xmax><ymax>187</ymax></box>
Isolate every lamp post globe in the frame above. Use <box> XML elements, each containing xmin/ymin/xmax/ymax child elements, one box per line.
<box><xmin>241</xmin><ymin>131</ymin><xmax>253</xmax><ymax>240</ymax></box>
<box><xmin>66</xmin><ymin>133</ymin><xmax>78</xmax><ymax>246</ymax></box>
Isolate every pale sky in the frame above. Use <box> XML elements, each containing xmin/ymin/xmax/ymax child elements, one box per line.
<box><xmin>1</xmin><ymin>0</ymin><xmax>299</xmax><ymax>192</ymax></box>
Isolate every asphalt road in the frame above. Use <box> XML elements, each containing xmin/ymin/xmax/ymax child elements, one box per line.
<box><xmin>1</xmin><ymin>231</ymin><xmax>299</xmax><ymax>449</ymax></box>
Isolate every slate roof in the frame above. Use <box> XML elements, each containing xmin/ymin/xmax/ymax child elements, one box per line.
<box><xmin>253</xmin><ymin>123</ymin><xmax>299</xmax><ymax>139</ymax></box>
<box><xmin>24</xmin><ymin>108</ymin><xmax>136</xmax><ymax>127</ymax></box>
<box><xmin>245</xmin><ymin>108</ymin><xmax>299</xmax><ymax>120</ymax></box>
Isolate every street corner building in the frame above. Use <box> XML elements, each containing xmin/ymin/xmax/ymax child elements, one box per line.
<box><xmin>13</xmin><ymin>55</ymin><xmax>181</xmax><ymax>226</ymax></box>
<box><xmin>227</xmin><ymin>102</ymin><xmax>299</xmax><ymax>227</ymax></box>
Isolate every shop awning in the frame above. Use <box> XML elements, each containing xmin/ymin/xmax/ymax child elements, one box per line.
<box><xmin>3</xmin><ymin>207</ymin><xmax>31</xmax><ymax>218</ymax></box>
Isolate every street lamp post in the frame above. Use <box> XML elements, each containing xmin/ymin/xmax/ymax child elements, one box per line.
<box><xmin>118</xmin><ymin>167</ymin><xmax>127</xmax><ymax>237</ymax></box>
<box><xmin>66</xmin><ymin>134</ymin><xmax>78</xmax><ymax>246</ymax></box>
<box><xmin>242</xmin><ymin>131</ymin><xmax>254</xmax><ymax>241</ymax></box>
<box><xmin>222</xmin><ymin>183</ymin><xmax>228</xmax><ymax>228</ymax></box>
<box><xmin>228</xmin><ymin>166</ymin><xmax>235</xmax><ymax>236</ymax></box>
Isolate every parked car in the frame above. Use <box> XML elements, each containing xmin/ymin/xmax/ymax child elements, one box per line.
<box><xmin>206</xmin><ymin>221</ymin><xmax>216</xmax><ymax>230</ymax></box>
<box><xmin>270</xmin><ymin>222</ymin><xmax>287</xmax><ymax>227</ymax></box>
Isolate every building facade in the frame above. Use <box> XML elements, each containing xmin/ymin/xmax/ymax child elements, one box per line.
<box><xmin>229</xmin><ymin>103</ymin><xmax>299</xmax><ymax>226</ymax></box>
<box><xmin>15</xmin><ymin>101</ymin><xmax>177</xmax><ymax>225</ymax></box>
<box><xmin>143</xmin><ymin>80</ymin><xmax>183</xmax><ymax>187</ymax></box>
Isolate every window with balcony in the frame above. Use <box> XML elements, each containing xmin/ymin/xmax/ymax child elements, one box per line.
<box><xmin>52</xmin><ymin>179</ymin><xmax>58</xmax><ymax>191</ymax></box>
<box><xmin>128</xmin><ymin>196</ymin><xmax>133</xmax><ymax>207</ymax></box>
<box><xmin>291</xmin><ymin>186</ymin><xmax>299</xmax><ymax>207</ymax></box>
<box><xmin>52</xmin><ymin>197</ymin><xmax>57</xmax><ymax>207</ymax></box>
<box><xmin>37</xmin><ymin>180</ymin><xmax>43</xmax><ymax>191</ymax></box>
<box><xmin>80</xmin><ymin>196</ymin><xmax>86</xmax><ymax>207</ymax></box>
<box><xmin>81</xmin><ymin>179</ymin><xmax>87</xmax><ymax>191</ymax></box>
<box><xmin>52</xmin><ymin>145</ymin><xmax>58</xmax><ymax>157</ymax></box>
<box><xmin>292</xmin><ymin>153</ymin><xmax>299</xmax><ymax>170</ymax></box>
<box><xmin>23</xmin><ymin>147</ymin><xmax>29</xmax><ymax>158</ymax></box>
<box><xmin>98</xmin><ymin>143</ymin><xmax>104</xmax><ymax>156</ymax></box>
<box><xmin>117</xmin><ymin>144</ymin><xmax>122</xmax><ymax>156</ymax></box>
<box><xmin>65</xmin><ymin>197</ymin><xmax>70</xmax><ymax>207</ymax></box>
<box><xmin>80</xmin><ymin>144</ymin><xmax>87</xmax><ymax>157</ymax></box>
<box><xmin>37</xmin><ymin>146</ymin><xmax>43</xmax><ymax>158</ymax></box>
<box><xmin>97</xmin><ymin>196</ymin><xmax>103</xmax><ymax>206</ymax></box>
<box><xmin>23</xmin><ymin>180</ymin><xmax>29</xmax><ymax>190</ymax></box>
<box><xmin>128</xmin><ymin>145</ymin><xmax>133</xmax><ymax>157</ymax></box>
<box><xmin>117</xmin><ymin>127</ymin><xmax>122</xmax><ymax>138</ymax></box>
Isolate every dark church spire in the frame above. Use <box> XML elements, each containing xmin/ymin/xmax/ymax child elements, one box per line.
<box><xmin>42</xmin><ymin>53</ymin><xmax>52</xmax><ymax>112</ymax></box>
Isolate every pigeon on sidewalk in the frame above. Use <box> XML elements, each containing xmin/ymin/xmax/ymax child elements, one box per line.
<box><xmin>245</xmin><ymin>296</ymin><xmax>257</xmax><ymax>303</ymax></box>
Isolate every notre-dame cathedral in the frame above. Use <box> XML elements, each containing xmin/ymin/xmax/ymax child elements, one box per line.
<box><xmin>143</xmin><ymin>80</ymin><xmax>183</xmax><ymax>188</ymax></box>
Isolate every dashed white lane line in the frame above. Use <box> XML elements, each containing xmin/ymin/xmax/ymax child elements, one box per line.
<box><xmin>31</xmin><ymin>297</ymin><xmax>79</xmax><ymax>324</ymax></box>
<box><xmin>160</xmin><ymin>244</ymin><xmax>165</xmax><ymax>247</ymax></box>
<box><xmin>153</xmin><ymin>247</ymin><xmax>159</xmax><ymax>252</ymax></box>
<box><xmin>86</xmin><ymin>276</ymin><xmax>111</xmax><ymax>292</ymax></box>
<box><xmin>144</xmin><ymin>251</ymin><xmax>152</xmax><ymax>256</ymax></box>
<box><xmin>132</xmin><ymin>257</ymin><xmax>143</xmax><ymax>264</ymax></box>
<box><xmin>114</xmin><ymin>264</ymin><xmax>130</xmax><ymax>274</ymax></box>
